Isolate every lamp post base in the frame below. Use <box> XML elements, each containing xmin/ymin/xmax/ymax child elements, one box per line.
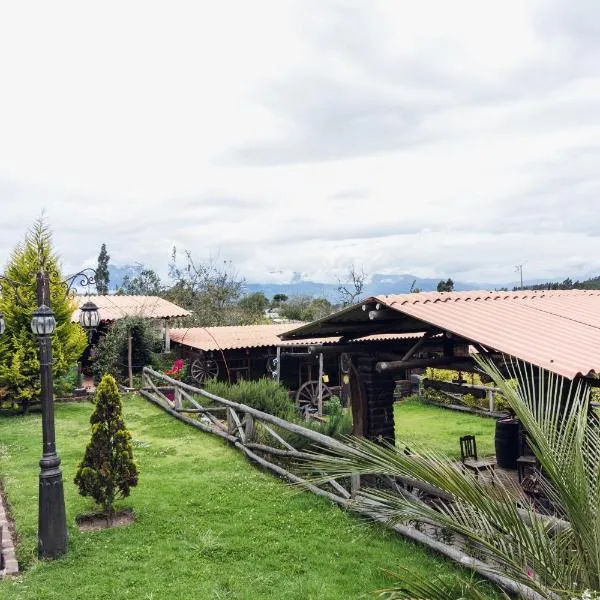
<box><xmin>38</xmin><ymin>455</ymin><xmax>67</xmax><ymax>559</ymax></box>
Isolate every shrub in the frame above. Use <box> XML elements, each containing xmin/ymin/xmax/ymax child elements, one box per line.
<box><xmin>203</xmin><ymin>378</ymin><xmax>295</xmax><ymax>421</ymax></box>
<box><xmin>53</xmin><ymin>363</ymin><xmax>79</xmax><ymax>397</ymax></box>
<box><xmin>74</xmin><ymin>375</ymin><xmax>138</xmax><ymax>518</ymax></box>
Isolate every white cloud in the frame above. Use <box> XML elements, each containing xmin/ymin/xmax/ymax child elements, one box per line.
<box><xmin>0</xmin><ymin>0</ymin><xmax>599</xmax><ymax>286</ymax></box>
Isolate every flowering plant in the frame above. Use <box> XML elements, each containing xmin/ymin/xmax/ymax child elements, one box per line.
<box><xmin>164</xmin><ymin>359</ymin><xmax>185</xmax><ymax>380</ymax></box>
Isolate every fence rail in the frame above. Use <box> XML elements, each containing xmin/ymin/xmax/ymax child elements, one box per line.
<box><xmin>139</xmin><ymin>366</ymin><xmax>546</xmax><ymax>600</ymax></box>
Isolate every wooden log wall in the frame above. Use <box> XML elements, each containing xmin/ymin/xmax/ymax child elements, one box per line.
<box><xmin>354</xmin><ymin>355</ymin><xmax>398</xmax><ymax>443</ymax></box>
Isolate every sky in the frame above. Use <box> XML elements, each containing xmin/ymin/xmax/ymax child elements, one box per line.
<box><xmin>1</xmin><ymin>0</ymin><xmax>599</xmax><ymax>287</ymax></box>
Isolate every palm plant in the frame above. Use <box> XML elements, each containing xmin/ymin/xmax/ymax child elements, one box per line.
<box><xmin>303</xmin><ymin>357</ymin><xmax>600</xmax><ymax>599</ymax></box>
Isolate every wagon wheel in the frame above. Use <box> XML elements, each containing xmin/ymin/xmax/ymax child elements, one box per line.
<box><xmin>266</xmin><ymin>356</ymin><xmax>278</xmax><ymax>377</ymax></box>
<box><xmin>295</xmin><ymin>380</ymin><xmax>333</xmax><ymax>415</ymax></box>
<box><xmin>191</xmin><ymin>358</ymin><xmax>219</xmax><ymax>384</ymax></box>
<box><xmin>340</xmin><ymin>353</ymin><xmax>351</xmax><ymax>374</ymax></box>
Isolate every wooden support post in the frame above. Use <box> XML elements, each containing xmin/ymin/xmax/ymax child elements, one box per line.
<box><xmin>164</xmin><ymin>319</ymin><xmax>170</xmax><ymax>352</ymax></box>
<box><xmin>128</xmin><ymin>328</ymin><xmax>133</xmax><ymax>388</ymax></box>
<box><xmin>174</xmin><ymin>386</ymin><xmax>182</xmax><ymax>410</ymax></box>
<box><xmin>488</xmin><ymin>388</ymin><xmax>495</xmax><ymax>412</ymax></box>
<box><xmin>318</xmin><ymin>352</ymin><xmax>324</xmax><ymax>416</ymax></box>
<box><xmin>276</xmin><ymin>346</ymin><xmax>281</xmax><ymax>383</ymax></box>
<box><xmin>227</xmin><ymin>407</ymin><xmax>235</xmax><ymax>436</ymax></box>
<box><xmin>244</xmin><ymin>414</ymin><xmax>255</xmax><ymax>443</ymax></box>
<box><xmin>351</xmin><ymin>474</ymin><xmax>361</xmax><ymax>498</ymax></box>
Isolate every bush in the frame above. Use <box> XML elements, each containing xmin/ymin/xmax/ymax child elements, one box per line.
<box><xmin>53</xmin><ymin>363</ymin><xmax>79</xmax><ymax>397</ymax></box>
<box><xmin>203</xmin><ymin>378</ymin><xmax>295</xmax><ymax>421</ymax></box>
<box><xmin>74</xmin><ymin>375</ymin><xmax>139</xmax><ymax>517</ymax></box>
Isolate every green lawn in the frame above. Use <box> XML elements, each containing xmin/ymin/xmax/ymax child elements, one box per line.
<box><xmin>394</xmin><ymin>397</ymin><xmax>497</xmax><ymax>458</ymax></box>
<box><xmin>0</xmin><ymin>395</ymin><xmax>486</xmax><ymax>599</ymax></box>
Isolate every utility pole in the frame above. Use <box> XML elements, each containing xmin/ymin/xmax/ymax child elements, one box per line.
<box><xmin>515</xmin><ymin>264</ymin><xmax>524</xmax><ymax>290</ymax></box>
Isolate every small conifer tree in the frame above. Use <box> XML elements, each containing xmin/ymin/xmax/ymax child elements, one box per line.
<box><xmin>0</xmin><ymin>218</ymin><xmax>87</xmax><ymax>411</ymax></box>
<box><xmin>96</xmin><ymin>243</ymin><xmax>110</xmax><ymax>295</ymax></box>
<box><xmin>74</xmin><ymin>375</ymin><xmax>138</xmax><ymax>519</ymax></box>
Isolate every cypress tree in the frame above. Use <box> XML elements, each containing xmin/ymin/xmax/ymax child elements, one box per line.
<box><xmin>96</xmin><ymin>243</ymin><xmax>110</xmax><ymax>295</ymax></box>
<box><xmin>74</xmin><ymin>374</ymin><xmax>138</xmax><ymax>519</ymax></box>
<box><xmin>0</xmin><ymin>218</ymin><xmax>88</xmax><ymax>412</ymax></box>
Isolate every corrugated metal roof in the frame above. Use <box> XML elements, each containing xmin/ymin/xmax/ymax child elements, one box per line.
<box><xmin>281</xmin><ymin>290</ymin><xmax>600</xmax><ymax>380</ymax></box>
<box><xmin>169</xmin><ymin>324</ymin><xmax>420</xmax><ymax>352</ymax></box>
<box><xmin>72</xmin><ymin>295</ymin><xmax>190</xmax><ymax>323</ymax></box>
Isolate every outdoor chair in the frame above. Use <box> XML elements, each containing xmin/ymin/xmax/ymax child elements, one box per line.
<box><xmin>459</xmin><ymin>435</ymin><xmax>496</xmax><ymax>478</ymax></box>
<box><xmin>516</xmin><ymin>428</ymin><xmax>539</xmax><ymax>483</ymax></box>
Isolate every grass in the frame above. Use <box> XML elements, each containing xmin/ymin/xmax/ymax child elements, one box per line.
<box><xmin>394</xmin><ymin>397</ymin><xmax>497</xmax><ymax>458</ymax></box>
<box><xmin>0</xmin><ymin>394</ymin><xmax>489</xmax><ymax>599</ymax></box>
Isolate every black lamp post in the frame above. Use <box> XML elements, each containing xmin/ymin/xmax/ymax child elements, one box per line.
<box><xmin>0</xmin><ymin>268</ymin><xmax>99</xmax><ymax>559</ymax></box>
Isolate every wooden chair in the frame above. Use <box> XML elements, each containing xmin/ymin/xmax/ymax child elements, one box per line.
<box><xmin>460</xmin><ymin>435</ymin><xmax>496</xmax><ymax>478</ymax></box>
<box><xmin>516</xmin><ymin>428</ymin><xmax>539</xmax><ymax>483</ymax></box>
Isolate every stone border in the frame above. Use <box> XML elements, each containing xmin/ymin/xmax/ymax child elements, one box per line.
<box><xmin>0</xmin><ymin>483</ymin><xmax>18</xmax><ymax>577</ymax></box>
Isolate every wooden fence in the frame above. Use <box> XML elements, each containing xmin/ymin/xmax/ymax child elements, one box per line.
<box><xmin>139</xmin><ymin>366</ymin><xmax>546</xmax><ymax>600</ymax></box>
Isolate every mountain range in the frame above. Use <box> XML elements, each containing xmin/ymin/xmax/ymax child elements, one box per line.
<box><xmin>107</xmin><ymin>265</ymin><xmax>545</xmax><ymax>301</ymax></box>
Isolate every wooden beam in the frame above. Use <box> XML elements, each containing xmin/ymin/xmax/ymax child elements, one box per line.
<box><xmin>376</xmin><ymin>356</ymin><xmax>478</xmax><ymax>373</ymax></box>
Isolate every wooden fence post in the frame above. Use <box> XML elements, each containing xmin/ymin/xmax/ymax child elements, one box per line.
<box><xmin>244</xmin><ymin>414</ymin><xmax>255</xmax><ymax>443</ymax></box>
<box><xmin>488</xmin><ymin>389</ymin><xmax>495</xmax><ymax>412</ymax></box>
<box><xmin>351</xmin><ymin>474</ymin><xmax>361</xmax><ymax>498</ymax></box>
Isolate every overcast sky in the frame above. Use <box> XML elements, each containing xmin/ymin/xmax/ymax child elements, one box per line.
<box><xmin>1</xmin><ymin>0</ymin><xmax>599</xmax><ymax>287</ymax></box>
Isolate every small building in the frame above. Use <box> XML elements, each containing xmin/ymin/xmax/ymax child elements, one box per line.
<box><xmin>280</xmin><ymin>290</ymin><xmax>600</xmax><ymax>442</ymax></box>
<box><xmin>72</xmin><ymin>294</ymin><xmax>190</xmax><ymax>350</ymax></box>
<box><xmin>169</xmin><ymin>323</ymin><xmax>424</xmax><ymax>413</ymax></box>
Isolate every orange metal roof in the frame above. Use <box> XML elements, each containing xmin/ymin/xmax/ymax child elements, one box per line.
<box><xmin>281</xmin><ymin>290</ymin><xmax>600</xmax><ymax>380</ymax></box>
<box><xmin>169</xmin><ymin>324</ymin><xmax>419</xmax><ymax>352</ymax></box>
<box><xmin>72</xmin><ymin>295</ymin><xmax>190</xmax><ymax>323</ymax></box>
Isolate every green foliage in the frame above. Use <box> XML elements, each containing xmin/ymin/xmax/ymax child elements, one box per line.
<box><xmin>53</xmin><ymin>363</ymin><xmax>79</xmax><ymax>397</ymax></box>
<box><xmin>0</xmin><ymin>219</ymin><xmax>87</xmax><ymax>411</ymax></box>
<box><xmin>279</xmin><ymin>296</ymin><xmax>333</xmax><ymax>322</ymax></box>
<box><xmin>237</xmin><ymin>291</ymin><xmax>270</xmax><ymax>323</ymax></box>
<box><xmin>74</xmin><ymin>375</ymin><xmax>138</xmax><ymax>515</ymax></box>
<box><xmin>92</xmin><ymin>316</ymin><xmax>162</xmax><ymax>383</ymax></box>
<box><xmin>118</xmin><ymin>266</ymin><xmax>163</xmax><ymax>295</ymax></box>
<box><xmin>203</xmin><ymin>377</ymin><xmax>295</xmax><ymax>420</ymax></box>
<box><xmin>95</xmin><ymin>243</ymin><xmax>110</xmax><ymax>295</ymax></box>
<box><xmin>436</xmin><ymin>278</ymin><xmax>454</xmax><ymax>292</ymax></box>
<box><xmin>272</xmin><ymin>293</ymin><xmax>288</xmax><ymax>304</ymax></box>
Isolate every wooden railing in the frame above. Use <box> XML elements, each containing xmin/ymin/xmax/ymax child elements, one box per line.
<box><xmin>139</xmin><ymin>366</ymin><xmax>547</xmax><ymax>600</ymax></box>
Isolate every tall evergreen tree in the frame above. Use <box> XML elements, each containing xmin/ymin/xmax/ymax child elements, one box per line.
<box><xmin>0</xmin><ymin>219</ymin><xmax>88</xmax><ymax>411</ymax></box>
<box><xmin>96</xmin><ymin>243</ymin><xmax>110</xmax><ymax>295</ymax></box>
<box><xmin>74</xmin><ymin>374</ymin><xmax>138</xmax><ymax>519</ymax></box>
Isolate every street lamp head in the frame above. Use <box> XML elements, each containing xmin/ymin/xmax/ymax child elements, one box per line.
<box><xmin>0</xmin><ymin>312</ymin><xmax>4</xmax><ymax>335</ymax></box>
<box><xmin>78</xmin><ymin>301</ymin><xmax>100</xmax><ymax>330</ymax></box>
<box><xmin>31</xmin><ymin>305</ymin><xmax>56</xmax><ymax>336</ymax></box>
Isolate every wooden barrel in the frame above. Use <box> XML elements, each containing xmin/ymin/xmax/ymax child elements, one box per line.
<box><xmin>495</xmin><ymin>418</ymin><xmax>519</xmax><ymax>469</ymax></box>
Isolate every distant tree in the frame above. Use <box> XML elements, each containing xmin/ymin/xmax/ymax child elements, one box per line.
<box><xmin>0</xmin><ymin>219</ymin><xmax>87</xmax><ymax>412</ymax></box>
<box><xmin>238</xmin><ymin>292</ymin><xmax>270</xmax><ymax>322</ymax></box>
<box><xmin>272</xmin><ymin>293</ymin><xmax>288</xmax><ymax>305</ymax></box>
<box><xmin>118</xmin><ymin>267</ymin><xmax>163</xmax><ymax>296</ymax></box>
<box><xmin>74</xmin><ymin>374</ymin><xmax>138</xmax><ymax>521</ymax></box>
<box><xmin>96</xmin><ymin>243</ymin><xmax>110</xmax><ymax>295</ymax></box>
<box><xmin>436</xmin><ymin>278</ymin><xmax>454</xmax><ymax>292</ymax></box>
<box><xmin>166</xmin><ymin>248</ymin><xmax>244</xmax><ymax>326</ymax></box>
<box><xmin>279</xmin><ymin>296</ymin><xmax>332</xmax><ymax>322</ymax></box>
<box><xmin>337</xmin><ymin>264</ymin><xmax>366</xmax><ymax>306</ymax></box>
